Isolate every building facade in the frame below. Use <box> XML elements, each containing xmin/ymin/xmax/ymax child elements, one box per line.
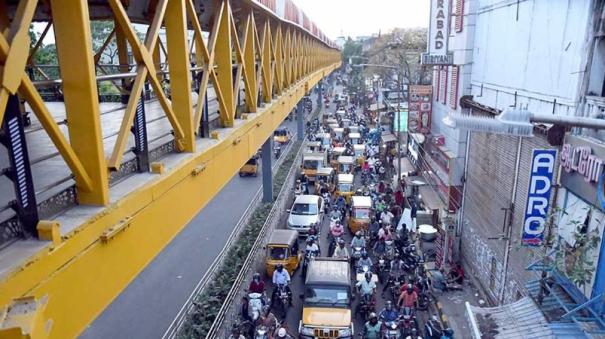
<box><xmin>426</xmin><ymin>0</ymin><xmax>605</xmax><ymax>313</ymax></box>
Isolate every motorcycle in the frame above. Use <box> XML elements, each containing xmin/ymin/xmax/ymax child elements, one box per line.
<box><xmin>350</xmin><ymin>246</ymin><xmax>364</xmax><ymax>269</ymax></box>
<box><xmin>301</xmin><ymin>251</ymin><xmax>317</xmax><ymax>280</ymax></box>
<box><xmin>274</xmin><ymin>145</ymin><xmax>281</xmax><ymax>159</ymax></box>
<box><xmin>247</xmin><ymin>292</ymin><xmax>264</xmax><ymax>322</ymax></box>
<box><xmin>356</xmin><ymin>293</ymin><xmax>375</xmax><ymax>321</ymax></box>
<box><xmin>253</xmin><ymin>324</ymin><xmax>269</xmax><ymax>339</ymax></box>
<box><xmin>424</xmin><ymin>315</ymin><xmax>447</xmax><ymax>339</ymax></box>
<box><xmin>274</xmin><ymin>283</ymin><xmax>290</xmax><ymax>318</ymax></box>
<box><xmin>400</xmin><ymin>307</ymin><xmax>417</xmax><ymax>337</ymax></box>
<box><xmin>382</xmin><ymin>319</ymin><xmax>402</xmax><ymax>339</ymax></box>
<box><xmin>377</xmin><ymin>255</ymin><xmax>389</xmax><ymax>284</ymax></box>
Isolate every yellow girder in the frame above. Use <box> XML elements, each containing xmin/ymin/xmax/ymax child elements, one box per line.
<box><xmin>0</xmin><ymin>0</ymin><xmax>340</xmax><ymax>337</ymax></box>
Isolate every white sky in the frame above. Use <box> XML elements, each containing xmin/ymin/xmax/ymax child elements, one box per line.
<box><xmin>294</xmin><ymin>0</ymin><xmax>430</xmax><ymax>39</ymax></box>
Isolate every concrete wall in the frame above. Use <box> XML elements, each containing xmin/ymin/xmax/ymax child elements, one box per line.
<box><xmin>471</xmin><ymin>0</ymin><xmax>594</xmax><ymax>115</ymax></box>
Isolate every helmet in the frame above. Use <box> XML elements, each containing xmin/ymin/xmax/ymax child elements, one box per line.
<box><xmin>362</xmin><ymin>251</ymin><xmax>369</xmax><ymax>259</ymax></box>
<box><xmin>386</xmin><ymin>300</ymin><xmax>393</xmax><ymax>310</ymax></box>
<box><xmin>262</xmin><ymin>305</ymin><xmax>271</xmax><ymax>315</ymax></box>
<box><xmin>355</xmin><ymin>231</ymin><xmax>362</xmax><ymax>237</ymax></box>
<box><xmin>407</xmin><ymin>284</ymin><xmax>414</xmax><ymax>292</ymax></box>
<box><xmin>369</xmin><ymin>312</ymin><xmax>378</xmax><ymax>320</ymax></box>
<box><xmin>253</xmin><ymin>272</ymin><xmax>260</xmax><ymax>281</ymax></box>
<box><xmin>338</xmin><ymin>239</ymin><xmax>345</xmax><ymax>247</ymax></box>
<box><xmin>276</xmin><ymin>264</ymin><xmax>284</xmax><ymax>271</ymax></box>
<box><xmin>365</xmin><ymin>272</ymin><xmax>372</xmax><ymax>281</ymax></box>
<box><xmin>277</xmin><ymin>328</ymin><xmax>287</xmax><ymax>337</ymax></box>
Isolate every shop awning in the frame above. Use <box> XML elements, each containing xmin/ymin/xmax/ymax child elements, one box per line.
<box><xmin>381</xmin><ymin>133</ymin><xmax>397</xmax><ymax>143</ymax></box>
<box><xmin>419</xmin><ymin>185</ymin><xmax>447</xmax><ymax>211</ymax></box>
<box><xmin>404</xmin><ymin>176</ymin><xmax>426</xmax><ymax>186</ymax></box>
<box><xmin>368</xmin><ymin>103</ymin><xmax>386</xmax><ymax>111</ymax></box>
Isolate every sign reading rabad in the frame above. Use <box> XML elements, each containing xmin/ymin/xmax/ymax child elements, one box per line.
<box><xmin>422</xmin><ymin>0</ymin><xmax>453</xmax><ymax>65</ymax></box>
<box><xmin>522</xmin><ymin>149</ymin><xmax>557</xmax><ymax>246</ymax></box>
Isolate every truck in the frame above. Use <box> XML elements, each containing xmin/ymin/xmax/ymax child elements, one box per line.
<box><xmin>299</xmin><ymin>258</ymin><xmax>354</xmax><ymax>338</ymax></box>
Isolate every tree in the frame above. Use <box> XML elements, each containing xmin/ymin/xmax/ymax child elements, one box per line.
<box><xmin>90</xmin><ymin>21</ymin><xmax>119</xmax><ymax>66</ymax></box>
<box><xmin>363</xmin><ymin>28</ymin><xmax>430</xmax><ymax>85</ymax></box>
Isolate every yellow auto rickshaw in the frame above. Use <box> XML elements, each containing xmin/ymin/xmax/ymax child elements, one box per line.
<box><xmin>333</xmin><ymin>127</ymin><xmax>345</xmax><ymax>141</ymax></box>
<box><xmin>314</xmin><ymin>167</ymin><xmax>335</xmax><ymax>192</ymax></box>
<box><xmin>348</xmin><ymin>132</ymin><xmax>361</xmax><ymax>145</ymax></box>
<box><xmin>302</xmin><ymin>153</ymin><xmax>324</xmax><ymax>181</ymax></box>
<box><xmin>337</xmin><ymin>155</ymin><xmax>355</xmax><ymax>174</ymax></box>
<box><xmin>353</xmin><ymin>144</ymin><xmax>366</xmax><ymax>167</ymax></box>
<box><xmin>273</xmin><ymin>127</ymin><xmax>291</xmax><ymax>144</ymax></box>
<box><xmin>348</xmin><ymin>196</ymin><xmax>372</xmax><ymax>233</ymax></box>
<box><xmin>239</xmin><ymin>156</ymin><xmax>259</xmax><ymax>177</ymax></box>
<box><xmin>335</xmin><ymin>173</ymin><xmax>354</xmax><ymax>203</ymax></box>
<box><xmin>330</xmin><ymin>146</ymin><xmax>346</xmax><ymax>169</ymax></box>
<box><xmin>304</xmin><ymin>140</ymin><xmax>322</xmax><ymax>153</ymax></box>
<box><xmin>265</xmin><ymin>229</ymin><xmax>302</xmax><ymax>277</ymax></box>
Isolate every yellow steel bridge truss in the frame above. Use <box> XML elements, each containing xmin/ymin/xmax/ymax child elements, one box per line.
<box><xmin>0</xmin><ymin>0</ymin><xmax>340</xmax><ymax>337</ymax></box>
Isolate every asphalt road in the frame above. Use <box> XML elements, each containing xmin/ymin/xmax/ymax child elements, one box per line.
<box><xmin>80</xmin><ymin>103</ymin><xmax>304</xmax><ymax>339</ymax></box>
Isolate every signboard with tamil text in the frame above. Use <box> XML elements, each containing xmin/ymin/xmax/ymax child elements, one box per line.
<box><xmin>522</xmin><ymin>149</ymin><xmax>557</xmax><ymax>246</ymax></box>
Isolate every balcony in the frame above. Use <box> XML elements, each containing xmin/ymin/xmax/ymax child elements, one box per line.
<box><xmin>586</xmin><ymin>95</ymin><xmax>605</xmax><ymax>117</ymax></box>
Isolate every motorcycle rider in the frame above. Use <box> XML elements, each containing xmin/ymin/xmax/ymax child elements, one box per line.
<box><xmin>330</xmin><ymin>221</ymin><xmax>345</xmax><ymax>238</ymax></box>
<box><xmin>362</xmin><ymin>312</ymin><xmax>382</xmax><ymax>339</ymax></box>
<box><xmin>379</xmin><ymin>301</ymin><xmax>400</xmax><ymax>323</ymax></box>
<box><xmin>380</xmin><ymin>209</ymin><xmax>394</xmax><ymax>226</ymax></box>
<box><xmin>274</xmin><ymin>327</ymin><xmax>294</xmax><ymax>339</ymax></box>
<box><xmin>330</xmin><ymin>207</ymin><xmax>343</xmax><ymax>223</ymax></box>
<box><xmin>351</xmin><ymin>231</ymin><xmax>366</xmax><ymax>249</ymax></box>
<box><xmin>398</xmin><ymin>284</ymin><xmax>418</xmax><ymax>309</ymax></box>
<box><xmin>357</xmin><ymin>250</ymin><xmax>374</xmax><ymax>272</ymax></box>
<box><xmin>228</xmin><ymin>326</ymin><xmax>246</xmax><ymax>339</ymax></box>
<box><xmin>260</xmin><ymin>305</ymin><xmax>279</xmax><ymax>333</ymax></box>
<box><xmin>271</xmin><ymin>264</ymin><xmax>292</xmax><ymax>306</ymax></box>
<box><xmin>356</xmin><ymin>271</ymin><xmax>376</xmax><ymax>298</ymax></box>
<box><xmin>378</xmin><ymin>224</ymin><xmax>393</xmax><ymax>242</ymax></box>
<box><xmin>305</xmin><ymin>238</ymin><xmax>320</xmax><ymax>256</ymax></box>
<box><xmin>249</xmin><ymin>272</ymin><xmax>265</xmax><ymax>294</ymax></box>
<box><xmin>332</xmin><ymin>239</ymin><xmax>349</xmax><ymax>259</ymax></box>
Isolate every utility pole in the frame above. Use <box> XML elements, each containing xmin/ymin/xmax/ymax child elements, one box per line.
<box><xmin>397</xmin><ymin>73</ymin><xmax>402</xmax><ymax>182</ymax></box>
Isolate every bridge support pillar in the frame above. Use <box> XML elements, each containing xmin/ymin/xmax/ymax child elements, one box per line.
<box><xmin>297</xmin><ymin>102</ymin><xmax>304</xmax><ymax>142</ymax></box>
<box><xmin>261</xmin><ymin>137</ymin><xmax>273</xmax><ymax>203</ymax></box>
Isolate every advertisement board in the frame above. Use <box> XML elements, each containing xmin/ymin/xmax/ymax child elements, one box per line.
<box><xmin>522</xmin><ymin>149</ymin><xmax>557</xmax><ymax>246</ymax></box>
<box><xmin>408</xmin><ymin>85</ymin><xmax>432</xmax><ymax>134</ymax></box>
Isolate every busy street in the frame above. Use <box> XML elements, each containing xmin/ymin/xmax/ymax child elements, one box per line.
<box><xmin>228</xmin><ymin>78</ymin><xmax>459</xmax><ymax>339</ymax></box>
<box><xmin>3</xmin><ymin>1</ymin><xmax>605</xmax><ymax>338</ymax></box>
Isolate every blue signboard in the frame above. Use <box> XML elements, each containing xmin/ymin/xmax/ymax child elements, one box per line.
<box><xmin>522</xmin><ymin>149</ymin><xmax>558</xmax><ymax>246</ymax></box>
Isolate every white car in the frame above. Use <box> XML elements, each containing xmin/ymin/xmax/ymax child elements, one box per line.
<box><xmin>287</xmin><ymin>195</ymin><xmax>324</xmax><ymax>235</ymax></box>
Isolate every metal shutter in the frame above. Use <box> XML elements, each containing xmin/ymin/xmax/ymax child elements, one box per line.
<box><xmin>461</xmin><ymin>132</ymin><xmax>519</xmax><ymax>301</ymax></box>
<box><xmin>450</xmin><ymin>66</ymin><xmax>459</xmax><ymax>110</ymax></box>
<box><xmin>455</xmin><ymin>0</ymin><xmax>464</xmax><ymax>33</ymax></box>
<box><xmin>505</xmin><ymin>135</ymin><xmax>558</xmax><ymax>302</ymax></box>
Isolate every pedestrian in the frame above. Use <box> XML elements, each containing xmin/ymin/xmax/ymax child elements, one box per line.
<box><xmin>394</xmin><ymin>189</ymin><xmax>404</xmax><ymax>207</ymax></box>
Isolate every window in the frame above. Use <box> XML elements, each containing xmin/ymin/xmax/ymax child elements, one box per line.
<box><xmin>450</xmin><ymin>66</ymin><xmax>459</xmax><ymax>110</ymax></box>
<box><xmin>269</xmin><ymin>247</ymin><xmax>288</xmax><ymax>260</ymax></box>
<box><xmin>291</xmin><ymin>203</ymin><xmax>319</xmax><ymax>215</ymax></box>
<box><xmin>354</xmin><ymin>208</ymin><xmax>370</xmax><ymax>219</ymax></box>
<box><xmin>304</xmin><ymin>286</ymin><xmax>349</xmax><ymax>307</ymax></box>
<box><xmin>440</xmin><ymin>67</ymin><xmax>448</xmax><ymax>105</ymax></box>
<box><xmin>455</xmin><ymin>0</ymin><xmax>465</xmax><ymax>33</ymax></box>
<box><xmin>559</xmin><ymin>193</ymin><xmax>591</xmax><ymax>246</ymax></box>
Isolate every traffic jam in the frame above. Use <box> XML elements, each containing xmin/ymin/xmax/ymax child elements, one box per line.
<box><xmin>231</xmin><ymin>76</ymin><xmax>458</xmax><ymax>339</ymax></box>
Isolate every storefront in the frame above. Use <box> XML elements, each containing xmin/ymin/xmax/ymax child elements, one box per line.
<box><xmin>422</xmin><ymin>134</ymin><xmax>463</xmax><ymax>212</ymax></box>
<box><xmin>557</xmin><ymin>134</ymin><xmax>605</xmax><ymax>312</ymax></box>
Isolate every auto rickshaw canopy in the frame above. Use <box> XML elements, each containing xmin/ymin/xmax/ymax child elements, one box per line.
<box><xmin>351</xmin><ymin>196</ymin><xmax>372</xmax><ymax>209</ymax></box>
<box><xmin>267</xmin><ymin>229</ymin><xmax>299</xmax><ymax>246</ymax></box>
